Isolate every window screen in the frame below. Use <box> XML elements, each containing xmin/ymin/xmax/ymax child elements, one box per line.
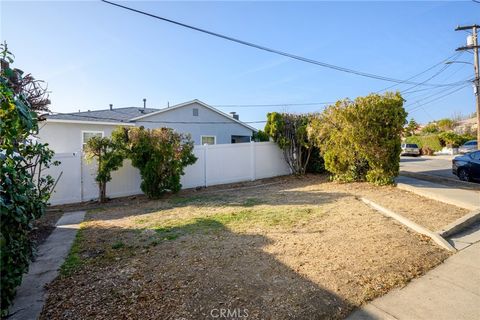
<box><xmin>193</xmin><ymin>108</ymin><xmax>199</xmax><ymax>116</ymax></box>
<box><xmin>82</xmin><ymin>131</ymin><xmax>103</xmax><ymax>149</ymax></box>
<box><xmin>201</xmin><ymin>136</ymin><xmax>215</xmax><ymax>145</ymax></box>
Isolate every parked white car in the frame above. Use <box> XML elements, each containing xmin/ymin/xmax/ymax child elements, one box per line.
<box><xmin>401</xmin><ymin>143</ymin><xmax>420</xmax><ymax>156</ymax></box>
<box><xmin>458</xmin><ymin>140</ymin><xmax>478</xmax><ymax>154</ymax></box>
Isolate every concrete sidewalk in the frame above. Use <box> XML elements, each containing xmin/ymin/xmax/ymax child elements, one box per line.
<box><xmin>348</xmin><ymin>225</ymin><xmax>480</xmax><ymax>320</ymax></box>
<box><xmin>399</xmin><ymin>155</ymin><xmax>480</xmax><ymax>191</ymax></box>
<box><xmin>8</xmin><ymin>211</ymin><xmax>85</xmax><ymax>320</ymax></box>
<box><xmin>396</xmin><ymin>176</ymin><xmax>480</xmax><ymax>210</ymax></box>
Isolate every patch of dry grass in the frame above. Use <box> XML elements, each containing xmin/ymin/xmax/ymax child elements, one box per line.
<box><xmin>41</xmin><ymin>175</ymin><xmax>462</xmax><ymax>319</ymax></box>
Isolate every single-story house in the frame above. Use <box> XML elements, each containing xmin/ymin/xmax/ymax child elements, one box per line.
<box><xmin>39</xmin><ymin>100</ymin><xmax>257</xmax><ymax>153</ymax></box>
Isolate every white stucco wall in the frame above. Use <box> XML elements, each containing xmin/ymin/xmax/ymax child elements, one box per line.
<box><xmin>37</xmin><ymin>122</ymin><xmax>120</xmax><ymax>153</ymax></box>
<box><xmin>136</xmin><ymin>102</ymin><xmax>254</xmax><ymax>145</ymax></box>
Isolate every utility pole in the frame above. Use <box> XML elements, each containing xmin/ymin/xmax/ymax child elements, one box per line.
<box><xmin>455</xmin><ymin>25</ymin><xmax>480</xmax><ymax>149</ymax></box>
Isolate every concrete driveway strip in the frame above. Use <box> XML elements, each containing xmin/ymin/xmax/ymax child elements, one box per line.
<box><xmin>8</xmin><ymin>211</ymin><xmax>85</xmax><ymax>320</ymax></box>
<box><xmin>348</xmin><ymin>227</ymin><xmax>480</xmax><ymax>320</ymax></box>
<box><xmin>396</xmin><ymin>176</ymin><xmax>480</xmax><ymax>210</ymax></box>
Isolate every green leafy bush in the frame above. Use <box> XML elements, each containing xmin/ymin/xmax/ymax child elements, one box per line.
<box><xmin>438</xmin><ymin>131</ymin><xmax>463</xmax><ymax>148</ymax></box>
<box><xmin>264</xmin><ymin>113</ymin><xmax>314</xmax><ymax>175</ymax></box>
<box><xmin>459</xmin><ymin>133</ymin><xmax>476</xmax><ymax>144</ymax></box>
<box><xmin>438</xmin><ymin>131</ymin><xmax>475</xmax><ymax>148</ymax></box>
<box><xmin>308</xmin><ymin>92</ymin><xmax>407</xmax><ymax>185</ymax></box>
<box><xmin>1</xmin><ymin>45</ymin><xmax>57</xmax><ymax>315</ymax></box>
<box><xmin>436</xmin><ymin>118</ymin><xmax>456</xmax><ymax>132</ymax></box>
<box><xmin>117</xmin><ymin>127</ymin><xmax>197</xmax><ymax>198</ymax></box>
<box><xmin>420</xmin><ymin>122</ymin><xmax>440</xmax><ymax>134</ymax></box>
<box><xmin>405</xmin><ymin>134</ymin><xmax>442</xmax><ymax>152</ymax></box>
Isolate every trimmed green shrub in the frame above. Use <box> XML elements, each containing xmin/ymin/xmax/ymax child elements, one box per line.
<box><xmin>308</xmin><ymin>92</ymin><xmax>407</xmax><ymax>185</ymax></box>
<box><xmin>117</xmin><ymin>127</ymin><xmax>197</xmax><ymax>198</ymax></box>
<box><xmin>405</xmin><ymin>134</ymin><xmax>442</xmax><ymax>152</ymax></box>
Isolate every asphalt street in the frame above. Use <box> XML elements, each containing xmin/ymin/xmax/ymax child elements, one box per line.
<box><xmin>399</xmin><ymin>155</ymin><xmax>457</xmax><ymax>180</ymax></box>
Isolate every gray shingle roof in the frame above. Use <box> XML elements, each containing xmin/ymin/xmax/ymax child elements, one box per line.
<box><xmin>47</xmin><ymin>107</ymin><xmax>160</xmax><ymax>123</ymax></box>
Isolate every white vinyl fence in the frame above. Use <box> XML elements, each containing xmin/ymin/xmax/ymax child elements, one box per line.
<box><xmin>45</xmin><ymin>142</ymin><xmax>291</xmax><ymax>205</ymax></box>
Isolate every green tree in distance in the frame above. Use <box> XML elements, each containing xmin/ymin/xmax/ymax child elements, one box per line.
<box><xmin>404</xmin><ymin>118</ymin><xmax>419</xmax><ymax>137</ymax></box>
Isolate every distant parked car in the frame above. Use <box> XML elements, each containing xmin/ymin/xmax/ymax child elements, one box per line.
<box><xmin>401</xmin><ymin>143</ymin><xmax>420</xmax><ymax>156</ymax></box>
<box><xmin>452</xmin><ymin>151</ymin><xmax>480</xmax><ymax>182</ymax></box>
<box><xmin>458</xmin><ymin>140</ymin><xmax>478</xmax><ymax>154</ymax></box>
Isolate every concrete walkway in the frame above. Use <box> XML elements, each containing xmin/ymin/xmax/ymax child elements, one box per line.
<box><xmin>347</xmin><ymin>225</ymin><xmax>480</xmax><ymax>320</ymax></box>
<box><xmin>8</xmin><ymin>211</ymin><xmax>85</xmax><ymax>320</ymax></box>
<box><xmin>396</xmin><ymin>176</ymin><xmax>480</xmax><ymax>210</ymax></box>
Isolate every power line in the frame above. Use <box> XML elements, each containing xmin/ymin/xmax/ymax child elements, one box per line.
<box><xmin>376</xmin><ymin>52</ymin><xmax>462</xmax><ymax>93</ymax></box>
<box><xmin>400</xmin><ymin>52</ymin><xmax>464</xmax><ymax>94</ymax></box>
<box><xmin>405</xmin><ymin>84</ymin><xmax>467</xmax><ymax>109</ymax></box>
<box><xmin>401</xmin><ymin>64</ymin><xmax>453</xmax><ymax>94</ymax></box>
<box><xmin>100</xmin><ymin>0</ymin><xmax>470</xmax><ymax>88</ymax></box>
<box><xmin>404</xmin><ymin>85</ymin><xmax>463</xmax><ymax>107</ymax></box>
<box><xmin>406</xmin><ymin>84</ymin><xmax>471</xmax><ymax>113</ymax></box>
<box><xmin>402</xmin><ymin>76</ymin><xmax>473</xmax><ymax>95</ymax></box>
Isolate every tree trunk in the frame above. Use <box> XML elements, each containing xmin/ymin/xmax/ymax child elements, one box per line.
<box><xmin>99</xmin><ymin>181</ymin><xmax>107</xmax><ymax>203</ymax></box>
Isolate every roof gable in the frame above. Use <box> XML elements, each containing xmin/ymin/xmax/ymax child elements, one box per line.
<box><xmin>130</xmin><ymin>100</ymin><xmax>257</xmax><ymax>132</ymax></box>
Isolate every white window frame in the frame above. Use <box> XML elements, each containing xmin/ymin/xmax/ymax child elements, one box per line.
<box><xmin>82</xmin><ymin>130</ymin><xmax>104</xmax><ymax>149</ymax></box>
<box><xmin>200</xmin><ymin>135</ymin><xmax>216</xmax><ymax>145</ymax></box>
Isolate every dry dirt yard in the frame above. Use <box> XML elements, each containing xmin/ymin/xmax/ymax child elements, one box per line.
<box><xmin>41</xmin><ymin>175</ymin><xmax>468</xmax><ymax>320</ymax></box>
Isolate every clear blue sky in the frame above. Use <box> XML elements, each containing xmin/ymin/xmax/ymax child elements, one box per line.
<box><xmin>1</xmin><ymin>1</ymin><xmax>479</xmax><ymax>128</ymax></box>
